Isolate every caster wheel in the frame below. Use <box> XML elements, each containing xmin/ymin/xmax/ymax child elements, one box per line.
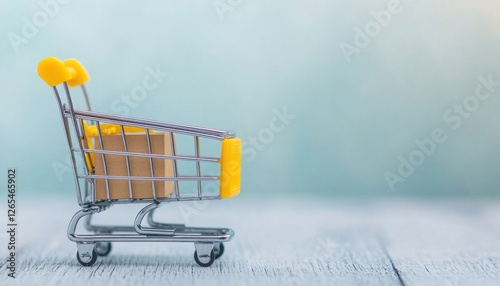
<box><xmin>194</xmin><ymin>250</ymin><xmax>215</xmax><ymax>267</ymax></box>
<box><xmin>76</xmin><ymin>249</ymin><xmax>97</xmax><ymax>266</ymax></box>
<box><xmin>95</xmin><ymin>242</ymin><xmax>112</xmax><ymax>256</ymax></box>
<box><xmin>214</xmin><ymin>243</ymin><xmax>225</xmax><ymax>259</ymax></box>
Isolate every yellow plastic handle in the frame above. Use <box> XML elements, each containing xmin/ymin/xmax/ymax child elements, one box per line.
<box><xmin>219</xmin><ymin>138</ymin><xmax>241</xmax><ymax>198</ymax></box>
<box><xmin>37</xmin><ymin>57</ymin><xmax>90</xmax><ymax>87</ymax></box>
<box><xmin>38</xmin><ymin>57</ymin><xmax>72</xmax><ymax>87</ymax></box>
<box><xmin>64</xmin><ymin>58</ymin><xmax>90</xmax><ymax>87</ymax></box>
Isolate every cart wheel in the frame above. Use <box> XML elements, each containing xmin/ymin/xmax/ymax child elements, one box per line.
<box><xmin>194</xmin><ymin>250</ymin><xmax>215</xmax><ymax>267</ymax></box>
<box><xmin>213</xmin><ymin>243</ymin><xmax>225</xmax><ymax>259</ymax></box>
<box><xmin>76</xmin><ymin>249</ymin><xmax>97</xmax><ymax>266</ymax></box>
<box><xmin>95</xmin><ymin>242</ymin><xmax>112</xmax><ymax>256</ymax></box>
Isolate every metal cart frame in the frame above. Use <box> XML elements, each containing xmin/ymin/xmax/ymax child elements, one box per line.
<box><xmin>38</xmin><ymin>57</ymin><xmax>241</xmax><ymax>267</ymax></box>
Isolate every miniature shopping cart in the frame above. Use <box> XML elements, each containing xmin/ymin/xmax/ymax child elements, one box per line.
<box><xmin>37</xmin><ymin>57</ymin><xmax>241</xmax><ymax>267</ymax></box>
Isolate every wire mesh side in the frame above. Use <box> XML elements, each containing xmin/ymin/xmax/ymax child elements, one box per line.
<box><xmin>70</xmin><ymin>117</ymin><xmax>223</xmax><ymax>205</ymax></box>
<box><xmin>54</xmin><ymin>81</ymin><xmax>228</xmax><ymax>206</ymax></box>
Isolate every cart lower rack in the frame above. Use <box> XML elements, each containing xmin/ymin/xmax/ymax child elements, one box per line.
<box><xmin>38</xmin><ymin>57</ymin><xmax>242</xmax><ymax>267</ymax></box>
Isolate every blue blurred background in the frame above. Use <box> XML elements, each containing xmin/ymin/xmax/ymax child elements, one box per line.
<box><xmin>1</xmin><ymin>0</ymin><xmax>500</xmax><ymax>198</ymax></box>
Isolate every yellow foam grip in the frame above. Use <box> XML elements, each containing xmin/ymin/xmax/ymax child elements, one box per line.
<box><xmin>219</xmin><ymin>138</ymin><xmax>241</xmax><ymax>198</ymax></box>
<box><xmin>38</xmin><ymin>57</ymin><xmax>72</xmax><ymax>87</ymax></box>
<box><xmin>38</xmin><ymin>57</ymin><xmax>90</xmax><ymax>87</ymax></box>
<box><xmin>64</xmin><ymin>58</ymin><xmax>89</xmax><ymax>87</ymax></box>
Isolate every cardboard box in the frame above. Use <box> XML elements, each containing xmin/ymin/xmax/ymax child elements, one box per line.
<box><xmin>93</xmin><ymin>133</ymin><xmax>175</xmax><ymax>200</ymax></box>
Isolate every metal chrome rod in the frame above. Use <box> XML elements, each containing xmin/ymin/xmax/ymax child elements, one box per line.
<box><xmin>76</xmin><ymin>148</ymin><xmax>220</xmax><ymax>163</ymax></box>
<box><xmin>81</xmin><ymin>84</ymin><xmax>92</xmax><ymax>111</ymax></box>
<box><xmin>78</xmin><ymin>119</ymin><xmax>94</xmax><ymax>173</ymax></box>
<box><xmin>134</xmin><ymin>203</ymin><xmax>174</xmax><ymax>235</ymax></box>
<box><xmin>95</xmin><ymin>121</ymin><xmax>111</xmax><ymax>201</ymax></box>
<box><xmin>53</xmin><ymin>87</ymin><xmax>83</xmax><ymax>206</ymax></box>
<box><xmin>79</xmin><ymin>175</ymin><xmax>218</xmax><ymax>181</ymax></box>
<box><xmin>63</xmin><ymin>83</ymin><xmax>90</xmax><ymax>176</ymax></box>
<box><xmin>90</xmin><ymin>195</ymin><xmax>221</xmax><ymax>205</ymax></box>
<box><xmin>170</xmin><ymin>133</ymin><xmax>180</xmax><ymax>200</ymax></box>
<box><xmin>120</xmin><ymin>125</ymin><xmax>134</xmax><ymax>201</ymax></box>
<box><xmin>147</xmin><ymin>208</ymin><xmax>185</xmax><ymax>228</ymax></box>
<box><xmin>69</xmin><ymin>109</ymin><xmax>230</xmax><ymax>139</ymax></box>
<box><xmin>145</xmin><ymin>129</ymin><xmax>157</xmax><ymax>200</ymax></box>
<box><xmin>195</xmin><ymin>136</ymin><xmax>202</xmax><ymax>199</ymax></box>
<box><xmin>69</xmin><ymin>232</ymin><xmax>234</xmax><ymax>243</ymax></box>
<box><xmin>68</xmin><ymin>207</ymin><xmax>234</xmax><ymax>243</ymax></box>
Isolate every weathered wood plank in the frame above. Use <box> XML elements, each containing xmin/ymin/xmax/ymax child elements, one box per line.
<box><xmin>379</xmin><ymin>200</ymin><xmax>500</xmax><ymax>286</ymax></box>
<box><xmin>1</xmin><ymin>197</ymin><xmax>499</xmax><ymax>286</ymax></box>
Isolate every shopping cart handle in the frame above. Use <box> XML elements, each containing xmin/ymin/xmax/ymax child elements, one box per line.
<box><xmin>219</xmin><ymin>138</ymin><xmax>242</xmax><ymax>198</ymax></box>
<box><xmin>38</xmin><ymin>57</ymin><xmax>90</xmax><ymax>87</ymax></box>
<box><xmin>38</xmin><ymin>57</ymin><xmax>72</xmax><ymax>87</ymax></box>
<box><xmin>64</xmin><ymin>58</ymin><xmax>90</xmax><ymax>87</ymax></box>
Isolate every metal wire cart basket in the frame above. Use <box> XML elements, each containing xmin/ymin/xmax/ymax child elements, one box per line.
<box><xmin>37</xmin><ymin>57</ymin><xmax>242</xmax><ymax>267</ymax></box>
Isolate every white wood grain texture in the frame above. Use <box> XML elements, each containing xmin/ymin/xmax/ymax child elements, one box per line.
<box><xmin>378</xmin><ymin>200</ymin><xmax>500</xmax><ymax>286</ymax></box>
<box><xmin>1</xmin><ymin>197</ymin><xmax>499</xmax><ymax>286</ymax></box>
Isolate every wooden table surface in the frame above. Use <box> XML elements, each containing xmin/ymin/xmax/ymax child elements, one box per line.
<box><xmin>1</xmin><ymin>196</ymin><xmax>500</xmax><ymax>286</ymax></box>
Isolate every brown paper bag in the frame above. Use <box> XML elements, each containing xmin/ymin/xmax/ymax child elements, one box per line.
<box><xmin>93</xmin><ymin>133</ymin><xmax>175</xmax><ymax>200</ymax></box>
